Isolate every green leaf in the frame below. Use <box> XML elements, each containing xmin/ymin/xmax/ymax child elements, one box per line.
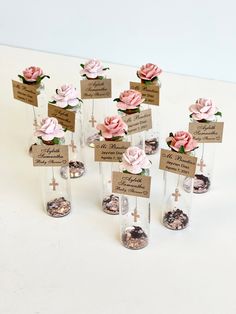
<box><xmin>215</xmin><ymin>111</ymin><xmax>222</xmax><ymax>117</ymax></box>
<box><xmin>103</xmin><ymin>67</ymin><xmax>110</xmax><ymax>71</ymax></box>
<box><xmin>97</xmin><ymin>76</ymin><xmax>104</xmax><ymax>80</ymax></box>
<box><xmin>179</xmin><ymin>146</ymin><xmax>185</xmax><ymax>154</ymax></box>
<box><xmin>113</xmin><ymin>98</ymin><xmax>120</xmax><ymax>102</ymax></box>
<box><xmin>80</xmin><ymin>64</ymin><xmax>84</xmax><ymax>68</ymax></box>
<box><xmin>18</xmin><ymin>74</ymin><xmax>24</xmax><ymax>81</ymax></box>
<box><xmin>169</xmin><ymin>132</ymin><xmax>174</xmax><ymax>137</ymax></box>
<box><xmin>53</xmin><ymin>137</ymin><xmax>60</xmax><ymax>144</ymax></box>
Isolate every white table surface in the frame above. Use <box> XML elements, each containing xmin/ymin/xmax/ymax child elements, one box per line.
<box><xmin>0</xmin><ymin>45</ymin><xmax>235</xmax><ymax>314</ymax></box>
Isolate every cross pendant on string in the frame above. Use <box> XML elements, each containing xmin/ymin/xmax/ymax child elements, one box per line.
<box><xmin>197</xmin><ymin>158</ymin><xmax>206</xmax><ymax>172</ymax></box>
<box><xmin>69</xmin><ymin>140</ymin><xmax>77</xmax><ymax>153</ymax></box>
<box><xmin>89</xmin><ymin>115</ymin><xmax>97</xmax><ymax>127</ymax></box>
<box><xmin>132</xmin><ymin>209</ymin><xmax>140</xmax><ymax>222</ymax></box>
<box><xmin>172</xmin><ymin>188</ymin><xmax>181</xmax><ymax>202</ymax></box>
<box><xmin>49</xmin><ymin>178</ymin><xmax>59</xmax><ymax>191</ymax></box>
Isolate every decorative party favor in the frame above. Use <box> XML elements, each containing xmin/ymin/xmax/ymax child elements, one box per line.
<box><xmin>80</xmin><ymin>59</ymin><xmax>111</xmax><ymax>147</ymax></box>
<box><xmin>48</xmin><ymin>84</ymin><xmax>85</xmax><ymax>179</ymax></box>
<box><xmin>160</xmin><ymin>131</ymin><xmax>198</xmax><ymax>230</ymax></box>
<box><xmin>188</xmin><ymin>98</ymin><xmax>223</xmax><ymax>193</ymax></box>
<box><xmin>96</xmin><ymin>115</ymin><xmax>128</xmax><ymax>215</ymax></box>
<box><xmin>113</xmin><ymin>146</ymin><xmax>151</xmax><ymax>249</ymax></box>
<box><xmin>33</xmin><ymin>117</ymin><xmax>71</xmax><ymax>218</ymax></box>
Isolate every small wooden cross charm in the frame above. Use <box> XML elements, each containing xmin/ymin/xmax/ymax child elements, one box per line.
<box><xmin>197</xmin><ymin>158</ymin><xmax>206</xmax><ymax>172</ymax></box>
<box><xmin>172</xmin><ymin>188</ymin><xmax>181</xmax><ymax>202</ymax></box>
<box><xmin>69</xmin><ymin>140</ymin><xmax>77</xmax><ymax>153</ymax></box>
<box><xmin>89</xmin><ymin>115</ymin><xmax>97</xmax><ymax>127</ymax></box>
<box><xmin>49</xmin><ymin>178</ymin><xmax>59</xmax><ymax>191</ymax></box>
<box><xmin>132</xmin><ymin>209</ymin><xmax>140</xmax><ymax>222</ymax></box>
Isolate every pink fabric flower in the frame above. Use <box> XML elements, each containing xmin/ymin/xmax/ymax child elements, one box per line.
<box><xmin>189</xmin><ymin>98</ymin><xmax>218</xmax><ymax>121</ymax></box>
<box><xmin>117</xmin><ymin>90</ymin><xmax>144</xmax><ymax>110</ymax></box>
<box><xmin>23</xmin><ymin>66</ymin><xmax>43</xmax><ymax>82</ymax></box>
<box><xmin>121</xmin><ymin>147</ymin><xmax>151</xmax><ymax>174</ymax></box>
<box><xmin>35</xmin><ymin>117</ymin><xmax>65</xmax><ymax>141</ymax></box>
<box><xmin>96</xmin><ymin>115</ymin><xmax>127</xmax><ymax>139</ymax></box>
<box><xmin>168</xmin><ymin>131</ymin><xmax>198</xmax><ymax>153</ymax></box>
<box><xmin>137</xmin><ymin>63</ymin><xmax>162</xmax><ymax>81</ymax></box>
<box><xmin>52</xmin><ymin>84</ymin><xmax>79</xmax><ymax>108</ymax></box>
<box><xmin>80</xmin><ymin>59</ymin><xmax>105</xmax><ymax>79</ymax></box>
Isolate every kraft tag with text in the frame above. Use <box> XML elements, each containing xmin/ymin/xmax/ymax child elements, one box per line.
<box><xmin>94</xmin><ymin>141</ymin><xmax>130</xmax><ymax>162</ymax></box>
<box><xmin>159</xmin><ymin>149</ymin><xmax>197</xmax><ymax>178</ymax></box>
<box><xmin>48</xmin><ymin>103</ymin><xmax>76</xmax><ymax>132</ymax></box>
<box><xmin>32</xmin><ymin>145</ymin><xmax>69</xmax><ymax>167</ymax></box>
<box><xmin>189</xmin><ymin>122</ymin><xmax>224</xmax><ymax>143</ymax></box>
<box><xmin>122</xmin><ymin>109</ymin><xmax>152</xmax><ymax>135</ymax></box>
<box><xmin>80</xmin><ymin>79</ymin><xmax>111</xmax><ymax>99</ymax></box>
<box><xmin>130</xmin><ymin>81</ymin><xmax>159</xmax><ymax>105</ymax></box>
<box><xmin>112</xmin><ymin>171</ymin><xmax>151</xmax><ymax>198</ymax></box>
<box><xmin>12</xmin><ymin>80</ymin><xmax>38</xmax><ymax>106</ymax></box>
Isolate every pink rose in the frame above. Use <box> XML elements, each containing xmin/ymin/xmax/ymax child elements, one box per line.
<box><xmin>121</xmin><ymin>147</ymin><xmax>151</xmax><ymax>174</ymax></box>
<box><xmin>23</xmin><ymin>66</ymin><xmax>43</xmax><ymax>82</ymax></box>
<box><xmin>80</xmin><ymin>59</ymin><xmax>108</xmax><ymax>79</ymax></box>
<box><xmin>96</xmin><ymin>115</ymin><xmax>127</xmax><ymax>139</ymax></box>
<box><xmin>189</xmin><ymin>98</ymin><xmax>218</xmax><ymax>121</ymax></box>
<box><xmin>137</xmin><ymin>63</ymin><xmax>162</xmax><ymax>81</ymax></box>
<box><xmin>35</xmin><ymin>117</ymin><xmax>65</xmax><ymax>141</ymax></box>
<box><xmin>167</xmin><ymin>131</ymin><xmax>198</xmax><ymax>153</ymax></box>
<box><xmin>116</xmin><ymin>90</ymin><xmax>144</xmax><ymax>110</ymax></box>
<box><xmin>52</xmin><ymin>84</ymin><xmax>80</xmax><ymax>108</ymax></box>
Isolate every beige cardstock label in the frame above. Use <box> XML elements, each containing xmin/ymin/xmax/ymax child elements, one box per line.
<box><xmin>12</xmin><ymin>80</ymin><xmax>38</xmax><ymax>106</ymax></box>
<box><xmin>80</xmin><ymin>79</ymin><xmax>111</xmax><ymax>99</ymax></box>
<box><xmin>32</xmin><ymin>145</ymin><xmax>69</xmax><ymax>166</ymax></box>
<box><xmin>159</xmin><ymin>149</ymin><xmax>197</xmax><ymax>178</ymax></box>
<box><xmin>122</xmin><ymin>109</ymin><xmax>152</xmax><ymax>135</ymax></box>
<box><xmin>48</xmin><ymin>103</ymin><xmax>76</xmax><ymax>132</ymax></box>
<box><xmin>112</xmin><ymin>171</ymin><xmax>151</xmax><ymax>198</ymax></box>
<box><xmin>130</xmin><ymin>82</ymin><xmax>160</xmax><ymax>105</ymax></box>
<box><xmin>189</xmin><ymin>122</ymin><xmax>224</xmax><ymax>143</ymax></box>
<box><xmin>94</xmin><ymin>141</ymin><xmax>130</xmax><ymax>162</ymax></box>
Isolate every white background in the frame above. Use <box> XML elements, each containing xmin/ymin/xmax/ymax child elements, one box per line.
<box><xmin>0</xmin><ymin>0</ymin><xmax>236</xmax><ymax>82</ymax></box>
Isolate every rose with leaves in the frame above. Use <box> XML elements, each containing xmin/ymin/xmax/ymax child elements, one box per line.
<box><xmin>35</xmin><ymin>117</ymin><xmax>66</xmax><ymax>145</ymax></box>
<box><xmin>50</xmin><ymin>84</ymin><xmax>82</xmax><ymax>110</ymax></box>
<box><xmin>114</xmin><ymin>89</ymin><xmax>144</xmax><ymax>114</ymax></box>
<box><xmin>189</xmin><ymin>98</ymin><xmax>222</xmax><ymax>122</ymax></box>
<box><xmin>18</xmin><ymin>66</ymin><xmax>50</xmax><ymax>85</ymax></box>
<box><xmin>121</xmin><ymin>146</ymin><xmax>151</xmax><ymax>175</ymax></box>
<box><xmin>137</xmin><ymin>63</ymin><xmax>162</xmax><ymax>85</ymax></box>
<box><xmin>167</xmin><ymin>131</ymin><xmax>198</xmax><ymax>154</ymax></box>
<box><xmin>97</xmin><ymin>115</ymin><xmax>127</xmax><ymax>141</ymax></box>
<box><xmin>80</xmin><ymin>59</ymin><xmax>109</xmax><ymax>79</ymax></box>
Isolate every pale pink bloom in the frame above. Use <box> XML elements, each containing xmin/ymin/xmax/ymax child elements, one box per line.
<box><xmin>137</xmin><ymin>63</ymin><xmax>162</xmax><ymax>81</ymax></box>
<box><xmin>121</xmin><ymin>146</ymin><xmax>151</xmax><ymax>174</ymax></box>
<box><xmin>80</xmin><ymin>59</ymin><xmax>105</xmax><ymax>79</ymax></box>
<box><xmin>117</xmin><ymin>89</ymin><xmax>144</xmax><ymax>110</ymax></box>
<box><xmin>52</xmin><ymin>84</ymin><xmax>79</xmax><ymax>108</ymax></box>
<box><xmin>189</xmin><ymin>98</ymin><xmax>218</xmax><ymax>121</ymax></box>
<box><xmin>96</xmin><ymin>115</ymin><xmax>127</xmax><ymax>139</ymax></box>
<box><xmin>35</xmin><ymin>117</ymin><xmax>64</xmax><ymax>141</ymax></box>
<box><xmin>168</xmin><ymin>131</ymin><xmax>198</xmax><ymax>153</ymax></box>
<box><xmin>23</xmin><ymin>66</ymin><xmax>43</xmax><ymax>82</ymax></box>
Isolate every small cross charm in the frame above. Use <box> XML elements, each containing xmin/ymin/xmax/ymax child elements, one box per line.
<box><xmin>33</xmin><ymin>119</ymin><xmax>38</xmax><ymax>129</ymax></box>
<box><xmin>197</xmin><ymin>158</ymin><xmax>206</xmax><ymax>172</ymax></box>
<box><xmin>172</xmin><ymin>188</ymin><xmax>181</xmax><ymax>202</ymax></box>
<box><xmin>69</xmin><ymin>140</ymin><xmax>77</xmax><ymax>153</ymax></box>
<box><xmin>132</xmin><ymin>209</ymin><xmax>140</xmax><ymax>222</ymax></box>
<box><xmin>89</xmin><ymin>115</ymin><xmax>97</xmax><ymax>127</ymax></box>
<box><xmin>49</xmin><ymin>178</ymin><xmax>59</xmax><ymax>191</ymax></box>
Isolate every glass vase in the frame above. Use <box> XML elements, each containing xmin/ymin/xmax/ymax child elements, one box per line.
<box><xmin>162</xmin><ymin>171</ymin><xmax>192</xmax><ymax>230</ymax></box>
<box><xmin>120</xmin><ymin>195</ymin><xmax>150</xmax><ymax>249</ymax></box>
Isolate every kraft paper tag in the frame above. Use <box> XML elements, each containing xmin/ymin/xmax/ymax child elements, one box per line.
<box><xmin>48</xmin><ymin>103</ymin><xmax>76</xmax><ymax>132</ymax></box>
<box><xmin>12</xmin><ymin>80</ymin><xmax>38</xmax><ymax>106</ymax></box>
<box><xmin>112</xmin><ymin>171</ymin><xmax>151</xmax><ymax>198</ymax></box>
<box><xmin>122</xmin><ymin>109</ymin><xmax>152</xmax><ymax>135</ymax></box>
<box><xmin>80</xmin><ymin>79</ymin><xmax>111</xmax><ymax>99</ymax></box>
<box><xmin>159</xmin><ymin>149</ymin><xmax>197</xmax><ymax>178</ymax></box>
<box><xmin>130</xmin><ymin>81</ymin><xmax>159</xmax><ymax>105</ymax></box>
<box><xmin>189</xmin><ymin>122</ymin><xmax>224</xmax><ymax>143</ymax></box>
<box><xmin>94</xmin><ymin>141</ymin><xmax>130</xmax><ymax>162</ymax></box>
<box><xmin>32</xmin><ymin>145</ymin><xmax>69</xmax><ymax>167</ymax></box>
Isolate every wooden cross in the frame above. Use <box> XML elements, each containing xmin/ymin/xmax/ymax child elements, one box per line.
<box><xmin>69</xmin><ymin>140</ymin><xmax>77</xmax><ymax>153</ymax></box>
<box><xmin>49</xmin><ymin>178</ymin><xmax>59</xmax><ymax>191</ymax></box>
<box><xmin>89</xmin><ymin>115</ymin><xmax>97</xmax><ymax>127</ymax></box>
<box><xmin>197</xmin><ymin>158</ymin><xmax>206</xmax><ymax>172</ymax></box>
<box><xmin>132</xmin><ymin>209</ymin><xmax>140</xmax><ymax>222</ymax></box>
<box><xmin>172</xmin><ymin>188</ymin><xmax>181</xmax><ymax>202</ymax></box>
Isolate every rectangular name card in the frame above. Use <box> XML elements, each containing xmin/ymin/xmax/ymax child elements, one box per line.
<box><xmin>48</xmin><ymin>103</ymin><xmax>76</xmax><ymax>132</ymax></box>
<box><xmin>112</xmin><ymin>171</ymin><xmax>151</xmax><ymax>198</ymax></box>
<box><xmin>12</xmin><ymin>80</ymin><xmax>38</xmax><ymax>106</ymax></box>
<box><xmin>130</xmin><ymin>81</ymin><xmax>160</xmax><ymax>105</ymax></box>
<box><xmin>159</xmin><ymin>149</ymin><xmax>197</xmax><ymax>178</ymax></box>
<box><xmin>32</xmin><ymin>145</ymin><xmax>69</xmax><ymax>167</ymax></box>
<box><xmin>80</xmin><ymin>79</ymin><xmax>111</xmax><ymax>99</ymax></box>
<box><xmin>94</xmin><ymin>141</ymin><xmax>130</xmax><ymax>162</ymax></box>
<box><xmin>189</xmin><ymin>122</ymin><xmax>224</xmax><ymax>143</ymax></box>
<box><xmin>122</xmin><ymin>109</ymin><xmax>152</xmax><ymax>135</ymax></box>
